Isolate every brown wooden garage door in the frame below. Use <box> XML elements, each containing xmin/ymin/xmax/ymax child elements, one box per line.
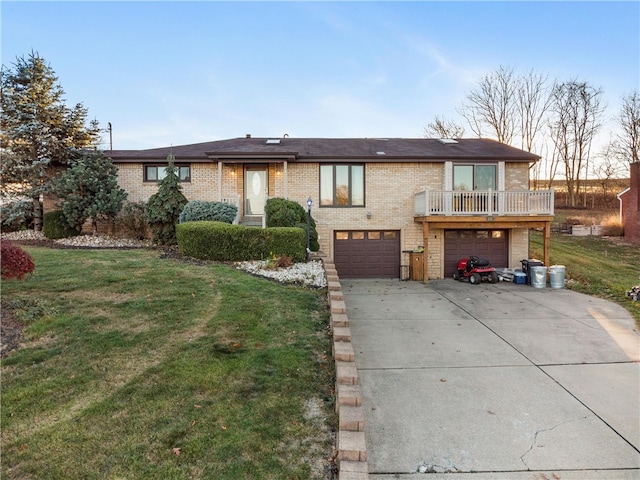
<box><xmin>334</xmin><ymin>230</ymin><xmax>400</xmax><ymax>278</ymax></box>
<box><xmin>444</xmin><ymin>229</ymin><xmax>509</xmax><ymax>277</ymax></box>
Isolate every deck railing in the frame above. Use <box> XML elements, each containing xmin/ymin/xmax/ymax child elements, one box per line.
<box><xmin>220</xmin><ymin>195</ymin><xmax>241</xmax><ymax>224</ymax></box>
<box><xmin>414</xmin><ymin>188</ymin><xmax>554</xmax><ymax>217</ymax></box>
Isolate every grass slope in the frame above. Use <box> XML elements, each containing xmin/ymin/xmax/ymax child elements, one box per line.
<box><xmin>1</xmin><ymin>248</ymin><xmax>336</xmax><ymax>480</ymax></box>
<box><xmin>530</xmin><ymin>232</ymin><xmax>640</xmax><ymax>325</ymax></box>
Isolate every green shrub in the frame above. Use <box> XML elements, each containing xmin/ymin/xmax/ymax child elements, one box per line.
<box><xmin>1</xmin><ymin>200</ymin><xmax>34</xmax><ymax>232</ymax></box>
<box><xmin>144</xmin><ymin>159</ymin><xmax>188</xmax><ymax>245</ymax></box>
<box><xmin>178</xmin><ymin>200</ymin><xmax>238</xmax><ymax>224</ymax></box>
<box><xmin>117</xmin><ymin>201</ymin><xmax>149</xmax><ymax>240</ymax></box>
<box><xmin>53</xmin><ymin>151</ymin><xmax>127</xmax><ymax>233</ymax></box>
<box><xmin>265</xmin><ymin>197</ymin><xmax>319</xmax><ymax>251</ymax></box>
<box><xmin>266</xmin><ymin>198</ymin><xmax>302</xmax><ymax>227</ymax></box>
<box><xmin>43</xmin><ymin>210</ymin><xmax>79</xmax><ymax>239</ymax></box>
<box><xmin>176</xmin><ymin>221</ymin><xmax>306</xmax><ymax>262</ymax></box>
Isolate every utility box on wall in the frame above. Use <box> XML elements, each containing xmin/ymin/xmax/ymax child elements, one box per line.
<box><xmin>409</xmin><ymin>252</ymin><xmax>424</xmax><ymax>281</ymax></box>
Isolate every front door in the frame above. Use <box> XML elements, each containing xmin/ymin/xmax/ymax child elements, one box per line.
<box><xmin>245</xmin><ymin>168</ymin><xmax>267</xmax><ymax>215</ymax></box>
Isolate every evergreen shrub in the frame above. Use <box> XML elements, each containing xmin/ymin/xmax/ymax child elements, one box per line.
<box><xmin>178</xmin><ymin>200</ymin><xmax>238</xmax><ymax>224</ymax></box>
<box><xmin>0</xmin><ymin>200</ymin><xmax>34</xmax><ymax>232</ymax></box>
<box><xmin>145</xmin><ymin>160</ymin><xmax>188</xmax><ymax>245</ymax></box>
<box><xmin>43</xmin><ymin>210</ymin><xmax>79</xmax><ymax>239</ymax></box>
<box><xmin>265</xmin><ymin>197</ymin><xmax>319</xmax><ymax>251</ymax></box>
<box><xmin>176</xmin><ymin>221</ymin><xmax>306</xmax><ymax>262</ymax></box>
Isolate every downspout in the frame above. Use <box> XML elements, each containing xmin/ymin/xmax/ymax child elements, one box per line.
<box><xmin>218</xmin><ymin>161</ymin><xmax>223</xmax><ymax>202</ymax></box>
<box><xmin>284</xmin><ymin>160</ymin><xmax>288</xmax><ymax>199</ymax></box>
<box><xmin>617</xmin><ymin>188</ymin><xmax>630</xmax><ymax>223</ymax></box>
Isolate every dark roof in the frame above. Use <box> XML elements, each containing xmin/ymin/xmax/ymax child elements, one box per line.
<box><xmin>105</xmin><ymin>137</ymin><xmax>540</xmax><ymax>163</ymax></box>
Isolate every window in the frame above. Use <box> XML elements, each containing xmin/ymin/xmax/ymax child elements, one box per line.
<box><xmin>320</xmin><ymin>164</ymin><xmax>364</xmax><ymax>206</ymax></box>
<box><xmin>453</xmin><ymin>165</ymin><xmax>496</xmax><ymax>190</ymax></box>
<box><xmin>144</xmin><ymin>165</ymin><xmax>191</xmax><ymax>182</ymax></box>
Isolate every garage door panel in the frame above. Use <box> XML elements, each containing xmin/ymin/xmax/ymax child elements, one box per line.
<box><xmin>444</xmin><ymin>230</ymin><xmax>508</xmax><ymax>277</ymax></box>
<box><xmin>335</xmin><ymin>230</ymin><xmax>400</xmax><ymax>279</ymax></box>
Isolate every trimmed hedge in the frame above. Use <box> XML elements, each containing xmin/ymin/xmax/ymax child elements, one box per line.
<box><xmin>176</xmin><ymin>221</ymin><xmax>306</xmax><ymax>262</ymax></box>
<box><xmin>43</xmin><ymin>210</ymin><xmax>79</xmax><ymax>239</ymax></box>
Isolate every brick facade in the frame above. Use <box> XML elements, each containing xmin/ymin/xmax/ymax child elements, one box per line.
<box><xmin>621</xmin><ymin>162</ymin><xmax>640</xmax><ymax>244</ymax></box>
<box><xmin>113</xmin><ymin>159</ymin><xmax>532</xmax><ymax>277</ymax></box>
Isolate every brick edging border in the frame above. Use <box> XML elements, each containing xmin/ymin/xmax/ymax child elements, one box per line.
<box><xmin>322</xmin><ymin>258</ymin><xmax>369</xmax><ymax>480</ymax></box>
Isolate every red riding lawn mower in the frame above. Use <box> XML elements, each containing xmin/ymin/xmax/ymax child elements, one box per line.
<box><xmin>453</xmin><ymin>255</ymin><xmax>499</xmax><ymax>285</ymax></box>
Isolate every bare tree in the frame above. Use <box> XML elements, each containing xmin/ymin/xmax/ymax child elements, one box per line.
<box><xmin>460</xmin><ymin>66</ymin><xmax>553</xmax><ymax>153</ymax></box>
<box><xmin>424</xmin><ymin>115</ymin><xmax>465</xmax><ymax>138</ymax></box>
<box><xmin>614</xmin><ymin>90</ymin><xmax>640</xmax><ymax>164</ymax></box>
<box><xmin>460</xmin><ymin>66</ymin><xmax>518</xmax><ymax>144</ymax></box>
<box><xmin>517</xmin><ymin>70</ymin><xmax>554</xmax><ymax>152</ymax></box>
<box><xmin>549</xmin><ymin>80</ymin><xmax>605</xmax><ymax>207</ymax></box>
<box><xmin>592</xmin><ymin>139</ymin><xmax>626</xmax><ymax>207</ymax></box>
<box><xmin>530</xmin><ymin>142</ymin><xmax>556</xmax><ymax>190</ymax></box>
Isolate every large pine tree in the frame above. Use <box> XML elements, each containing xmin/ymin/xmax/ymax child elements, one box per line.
<box><xmin>1</xmin><ymin>52</ymin><xmax>101</xmax><ymax>230</ymax></box>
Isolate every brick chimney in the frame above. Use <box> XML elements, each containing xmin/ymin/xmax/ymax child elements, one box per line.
<box><xmin>623</xmin><ymin>162</ymin><xmax>640</xmax><ymax>243</ymax></box>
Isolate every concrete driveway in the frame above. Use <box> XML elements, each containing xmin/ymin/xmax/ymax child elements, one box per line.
<box><xmin>340</xmin><ymin>279</ymin><xmax>640</xmax><ymax>479</ymax></box>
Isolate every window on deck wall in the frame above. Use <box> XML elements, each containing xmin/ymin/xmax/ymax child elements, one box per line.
<box><xmin>320</xmin><ymin>164</ymin><xmax>364</xmax><ymax>206</ymax></box>
<box><xmin>453</xmin><ymin>165</ymin><xmax>496</xmax><ymax>190</ymax></box>
<box><xmin>144</xmin><ymin>165</ymin><xmax>191</xmax><ymax>182</ymax></box>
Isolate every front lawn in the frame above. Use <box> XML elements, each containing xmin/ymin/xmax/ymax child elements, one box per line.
<box><xmin>1</xmin><ymin>247</ymin><xmax>336</xmax><ymax>479</ymax></box>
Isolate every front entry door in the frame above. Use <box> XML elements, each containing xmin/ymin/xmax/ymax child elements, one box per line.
<box><xmin>245</xmin><ymin>168</ymin><xmax>267</xmax><ymax>215</ymax></box>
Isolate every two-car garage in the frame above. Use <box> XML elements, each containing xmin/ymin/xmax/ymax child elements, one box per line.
<box><xmin>333</xmin><ymin>229</ymin><xmax>509</xmax><ymax>279</ymax></box>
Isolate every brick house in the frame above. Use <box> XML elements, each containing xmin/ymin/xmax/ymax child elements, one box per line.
<box><xmin>617</xmin><ymin>162</ymin><xmax>640</xmax><ymax>244</ymax></box>
<box><xmin>106</xmin><ymin>136</ymin><xmax>554</xmax><ymax>280</ymax></box>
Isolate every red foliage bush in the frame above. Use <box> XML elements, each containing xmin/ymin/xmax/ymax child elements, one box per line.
<box><xmin>1</xmin><ymin>240</ymin><xmax>35</xmax><ymax>280</ymax></box>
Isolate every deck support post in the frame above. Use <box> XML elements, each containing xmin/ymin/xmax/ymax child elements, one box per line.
<box><xmin>422</xmin><ymin>222</ymin><xmax>430</xmax><ymax>282</ymax></box>
<box><xmin>543</xmin><ymin>221</ymin><xmax>551</xmax><ymax>268</ymax></box>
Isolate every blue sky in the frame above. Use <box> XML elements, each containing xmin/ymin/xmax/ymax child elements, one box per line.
<box><xmin>2</xmin><ymin>1</ymin><xmax>639</xmax><ymax>152</ymax></box>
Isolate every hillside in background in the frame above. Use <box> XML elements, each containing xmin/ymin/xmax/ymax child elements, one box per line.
<box><xmin>533</xmin><ymin>178</ymin><xmax>630</xmax><ymax>209</ymax></box>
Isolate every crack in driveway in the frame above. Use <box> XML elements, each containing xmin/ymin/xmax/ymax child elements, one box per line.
<box><xmin>520</xmin><ymin>415</ymin><xmax>594</xmax><ymax>468</ymax></box>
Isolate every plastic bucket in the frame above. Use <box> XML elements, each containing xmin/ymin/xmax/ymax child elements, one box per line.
<box><xmin>548</xmin><ymin>265</ymin><xmax>566</xmax><ymax>289</ymax></box>
<box><xmin>530</xmin><ymin>266</ymin><xmax>547</xmax><ymax>288</ymax></box>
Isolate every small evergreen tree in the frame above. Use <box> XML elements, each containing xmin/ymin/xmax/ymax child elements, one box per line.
<box><xmin>53</xmin><ymin>151</ymin><xmax>127</xmax><ymax>233</ymax></box>
<box><xmin>145</xmin><ymin>155</ymin><xmax>188</xmax><ymax>245</ymax></box>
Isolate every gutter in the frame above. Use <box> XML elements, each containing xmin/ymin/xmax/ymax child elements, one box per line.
<box><xmin>617</xmin><ymin>187</ymin><xmax>630</xmax><ymax>223</ymax></box>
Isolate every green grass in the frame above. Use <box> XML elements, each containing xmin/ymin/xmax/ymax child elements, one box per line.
<box><xmin>1</xmin><ymin>248</ymin><xmax>336</xmax><ymax>480</ymax></box>
<box><xmin>530</xmin><ymin>232</ymin><xmax>640</xmax><ymax>325</ymax></box>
